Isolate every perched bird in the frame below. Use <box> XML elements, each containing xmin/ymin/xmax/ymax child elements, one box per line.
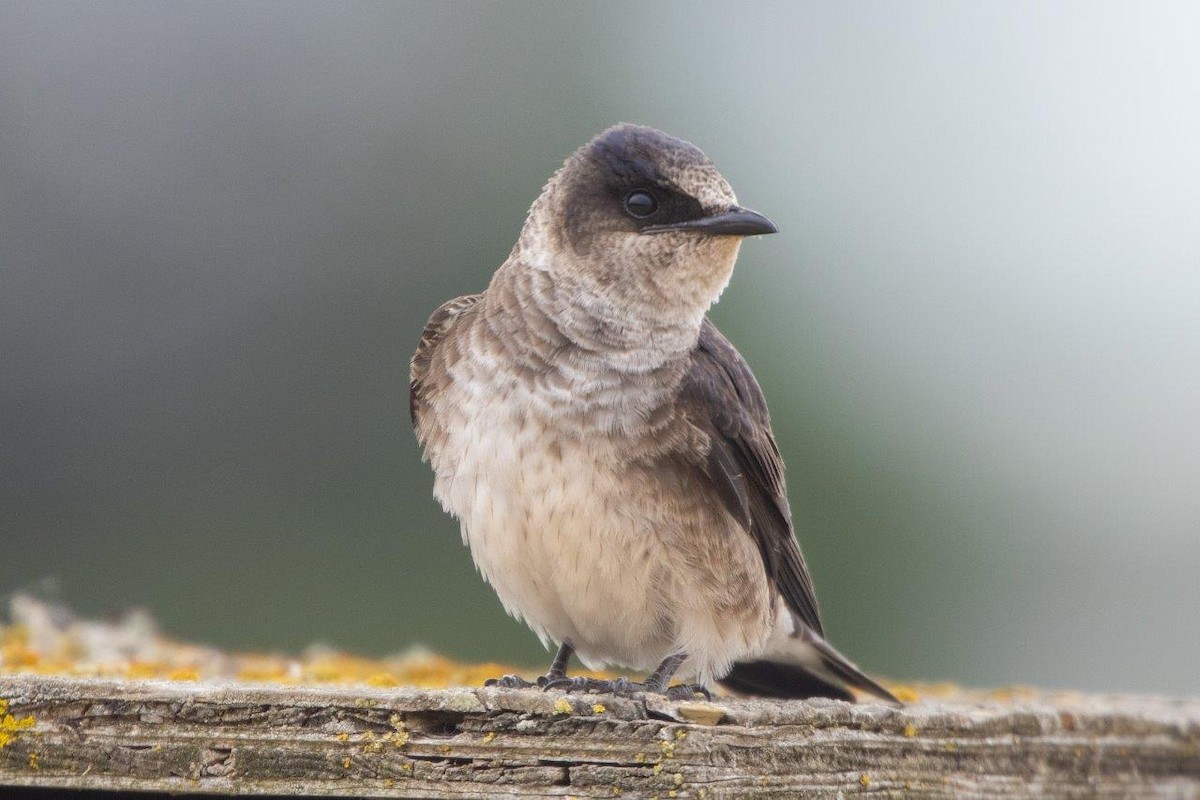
<box><xmin>411</xmin><ymin>124</ymin><xmax>896</xmax><ymax>702</ymax></box>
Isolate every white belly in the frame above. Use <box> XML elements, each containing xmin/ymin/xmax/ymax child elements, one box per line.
<box><xmin>425</xmin><ymin>367</ymin><xmax>775</xmax><ymax>684</ymax></box>
<box><xmin>432</xmin><ymin>398</ymin><xmax>672</xmax><ymax>671</ymax></box>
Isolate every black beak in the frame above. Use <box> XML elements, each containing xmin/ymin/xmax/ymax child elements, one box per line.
<box><xmin>642</xmin><ymin>206</ymin><xmax>778</xmax><ymax>237</ymax></box>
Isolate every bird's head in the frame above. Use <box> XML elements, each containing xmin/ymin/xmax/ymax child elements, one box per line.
<box><xmin>519</xmin><ymin>124</ymin><xmax>776</xmax><ymax>329</ymax></box>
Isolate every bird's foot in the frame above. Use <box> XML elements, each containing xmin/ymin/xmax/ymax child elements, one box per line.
<box><xmin>483</xmin><ymin>674</ymin><xmax>537</xmax><ymax>689</ymax></box>
<box><xmin>541</xmin><ymin>676</ymin><xmax>639</xmax><ymax>695</ymax></box>
<box><xmin>663</xmin><ymin>683</ymin><xmax>712</xmax><ymax>701</ymax></box>
<box><xmin>541</xmin><ymin>676</ymin><xmax>710</xmax><ymax>700</ymax></box>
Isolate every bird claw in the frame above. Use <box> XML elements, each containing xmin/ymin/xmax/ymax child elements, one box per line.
<box><xmin>664</xmin><ymin>683</ymin><xmax>712</xmax><ymax>701</ymax></box>
<box><xmin>483</xmin><ymin>674</ymin><xmax>536</xmax><ymax>689</ymax></box>
<box><xmin>541</xmin><ymin>676</ymin><xmax>636</xmax><ymax>695</ymax></box>
<box><xmin>540</xmin><ymin>676</ymin><xmax>710</xmax><ymax>700</ymax></box>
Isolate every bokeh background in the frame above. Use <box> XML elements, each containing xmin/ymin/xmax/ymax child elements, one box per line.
<box><xmin>3</xmin><ymin>1</ymin><xmax>1198</xmax><ymax>694</ymax></box>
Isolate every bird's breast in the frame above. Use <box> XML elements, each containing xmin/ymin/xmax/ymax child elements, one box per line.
<box><xmin>428</xmin><ymin>373</ymin><xmax>676</xmax><ymax>666</ymax></box>
<box><xmin>421</xmin><ymin>342</ymin><xmax>773</xmax><ymax>679</ymax></box>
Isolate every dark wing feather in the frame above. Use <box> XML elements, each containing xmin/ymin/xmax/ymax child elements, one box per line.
<box><xmin>680</xmin><ymin>318</ymin><xmax>824</xmax><ymax>636</ymax></box>
<box><xmin>409</xmin><ymin>293</ymin><xmax>483</xmax><ymax>427</ymax></box>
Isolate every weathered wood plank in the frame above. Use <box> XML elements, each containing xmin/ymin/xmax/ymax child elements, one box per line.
<box><xmin>1</xmin><ymin>675</ymin><xmax>1198</xmax><ymax>798</ymax></box>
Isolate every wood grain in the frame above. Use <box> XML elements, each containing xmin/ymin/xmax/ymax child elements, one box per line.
<box><xmin>1</xmin><ymin>675</ymin><xmax>1197</xmax><ymax>798</ymax></box>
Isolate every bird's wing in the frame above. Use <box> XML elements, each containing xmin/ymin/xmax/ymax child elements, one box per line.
<box><xmin>409</xmin><ymin>293</ymin><xmax>483</xmax><ymax>427</ymax></box>
<box><xmin>679</xmin><ymin>318</ymin><xmax>824</xmax><ymax>636</ymax></box>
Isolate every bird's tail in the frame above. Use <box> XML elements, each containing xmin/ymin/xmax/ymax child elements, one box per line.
<box><xmin>719</xmin><ymin>620</ymin><xmax>898</xmax><ymax>703</ymax></box>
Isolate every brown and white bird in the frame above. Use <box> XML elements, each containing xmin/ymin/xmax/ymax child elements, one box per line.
<box><xmin>410</xmin><ymin>124</ymin><xmax>896</xmax><ymax>702</ymax></box>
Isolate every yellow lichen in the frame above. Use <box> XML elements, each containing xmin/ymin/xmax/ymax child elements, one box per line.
<box><xmin>1</xmin><ymin>598</ymin><xmax>627</xmax><ymax>691</ymax></box>
<box><xmin>482</xmin><ymin>731</ymin><xmax>496</xmax><ymax>744</ymax></box>
<box><xmin>336</xmin><ymin>732</ymin><xmax>350</xmax><ymax>743</ymax></box>
<box><xmin>1</xmin><ymin>627</ymin><xmax>39</xmax><ymax>670</ymax></box>
<box><xmin>673</xmin><ymin>772</ymin><xmax>683</xmax><ymax>786</ymax></box>
<box><xmin>28</xmin><ymin>752</ymin><xmax>40</xmax><ymax>770</ymax></box>
<box><xmin>10</xmin><ymin>596</ymin><xmax>1012</xmax><ymax>732</ymax></box>
<box><xmin>366</xmin><ymin>672</ymin><xmax>399</xmax><ymax>687</ymax></box>
<box><xmin>860</xmin><ymin>773</ymin><xmax>871</xmax><ymax>787</ymax></box>
<box><xmin>890</xmin><ymin>685</ymin><xmax>922</xmax><ymax>703</ymax></box>
<box><xmin>342</xmin><ymin>756</ymin><xmax>351</xmax><ymax>769</ymax></box>
<box><xmin>0</xmin><ymin>699</ymin><xmax>36</xmax><ymax>750</ymax></box>
<box><xmin>126</xmin><ymin>661</ymin><xmax>169</xmax><ymax>680</ymax></box>
<box><xmin>235</xmin><ymin>662</ymin><xmax>295</xmax><ymax>684</ymax></box>
<box><xmin>386</xmin><ymin>713</ymin><xmax>410</xmax><ymax>747</ymax></box>
<box><xmin>658</xmin><ymin>739</ymin><xmax>676</xmax><ymax>758</ymax></box>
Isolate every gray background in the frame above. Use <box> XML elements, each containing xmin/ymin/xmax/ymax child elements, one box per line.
<box><xmin>2</xmin><ymin>1</ymin><xmax>1198</xmax><ymax>693</ymax></box>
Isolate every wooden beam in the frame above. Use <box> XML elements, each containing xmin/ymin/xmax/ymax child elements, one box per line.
<box><xmin>1</xmin><ymin>675</ymin><xmax>1197</xmax><ymax>797</ymax></box>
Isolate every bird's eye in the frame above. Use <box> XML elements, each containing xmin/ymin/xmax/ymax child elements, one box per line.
<box><xmin>623</xmin><ymin>190</ymin><xmax>658</xmax><ymax>218</ymax></box>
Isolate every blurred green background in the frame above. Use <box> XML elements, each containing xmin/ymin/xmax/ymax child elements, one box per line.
<box><xmin>2</xmin><ymin>1</ymin><xmax>1198</xmax><ymax>694</ymax></box>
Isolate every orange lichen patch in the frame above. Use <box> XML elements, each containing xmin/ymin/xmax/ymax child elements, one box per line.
<box><xmin>1</xmin><ymin>624</ymin><xmax>85</xmax><ymax>679</ymax></box>
<box><xmin>889</xmin><ymin>685</ymin><xmax>923</xmax><ymax>704</ymax></box>
<box><xmin>366</xmin><ymin>673</ymin><xmax>401</xmax><ymax>687</ymax></box>
<box><xmin>234</xmin><ymin>656</ymin><xmax>299</xmax><ymax>684</ymax></box>
<box><xmin>292</xmin><ymin>650</ymin><xmax>540</xmax><ymax>689</ymax></box>
<box><xmin>1</xmin><ymin>626</ymin><xmax>40</xmax><ymax>671</ymax></box>
<box><xmin>8</xmin><ymin>596</ymin><xmax>961</xmax><ymax>698</ymax></box>
<box><xmin>916</xmin><ymin>682</ymin><xmax>966</xmax><ymax>699</ymax></box>
<box><xmin>984</xmin><ymin>685</ymin><xmax>1042</xmax><ymax>703</ymax></box>
<box><xmin>388</xmin><ymin>652</ymin><xmax>505</xmax><ymax>689</ymax></box>
<box><xmin>0</xmin><ymin>699</ymin><xmax>36</xmax><ymax>750</ymax></box>
<box><xmin>126</xmin><ymin>661</ymin><xmax>172</xmax><ymax>680</ymax></box>
<box><xmin>0</xmin><ymin>599</ymin><xmax>567</xmax><ymax>689</ymax></box>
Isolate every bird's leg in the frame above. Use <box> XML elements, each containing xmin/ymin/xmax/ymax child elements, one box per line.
<box><xmin>535</xmin><ymin>641</ymin><xmax>574</xmax><ymax>686</ymax></box>
<box><xmin>540</xmin><ymin>641</ymin><xmax>631</xmax><ymax>692</ymax></box>
<box><xmin>642</xmin><ymin>652</ymin><xmax>685</xmax><ymax>692</ymax></box>
<box><xmin>644</xmin><ymin>653</ymin><xmax>711</xmax><ymax>700</ymax></box>
<box><xmin>485</xmin><ymin>642</ymin><xmax>574</xmax><ymax>689</ymax></box>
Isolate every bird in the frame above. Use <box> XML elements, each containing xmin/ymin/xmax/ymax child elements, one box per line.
<box><xmin>410</xmin><ymin>123</ymin><xmax>897</xmax><ymax>703</ymax></box>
